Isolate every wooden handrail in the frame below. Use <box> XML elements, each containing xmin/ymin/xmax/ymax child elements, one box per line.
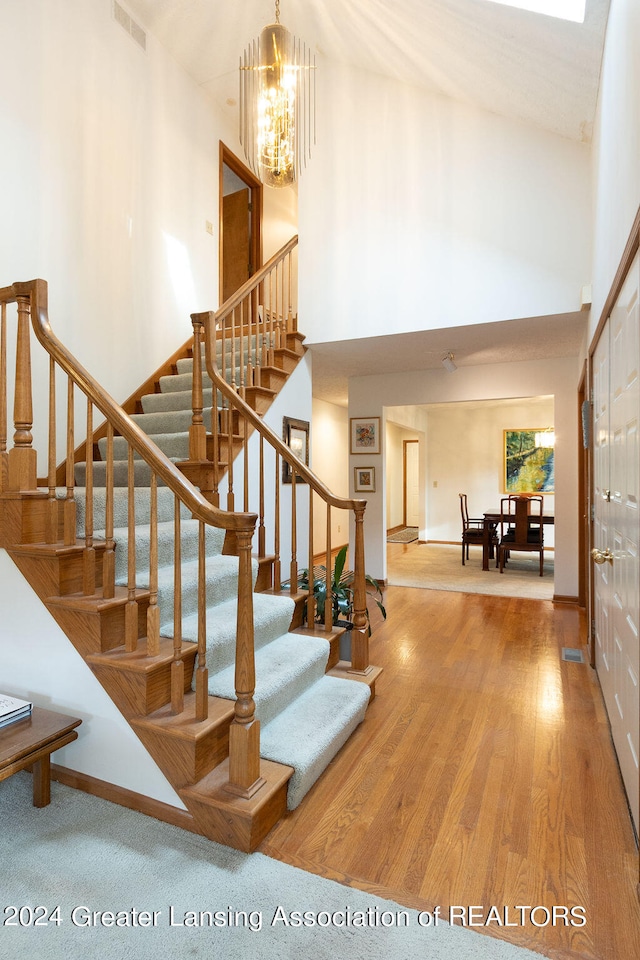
<box><xmin>1</xmin><ymin>278</ymin><xmax>264</xmax><ymax>800</ymax></box>
<box><xmin>8</xmin><ymin>279</ymin><xmax>256</xmax><ymax>535</ymax></box>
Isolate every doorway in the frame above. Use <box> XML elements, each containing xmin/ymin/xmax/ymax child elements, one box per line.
<box><xmin>219</xmin><ymin>143</ymin><xmax>262</xmax><ymax>304</ymax></box>
<box><xmin>403</xmin><ymin>440</ymin><xmax>420</xmax><ymax>527</ymax></box>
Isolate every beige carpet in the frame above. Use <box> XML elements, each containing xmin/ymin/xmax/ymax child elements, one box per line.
<box><xmin>387</xmin><ymin>542</ymin><xmax>554</xmax><ymax>600</ymax></box>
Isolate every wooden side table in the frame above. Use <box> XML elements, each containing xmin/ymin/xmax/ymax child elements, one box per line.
<box><xmin>0</xmin><ymin>706</ymin><xmax>82</xmax><ymax>807</ymax></box>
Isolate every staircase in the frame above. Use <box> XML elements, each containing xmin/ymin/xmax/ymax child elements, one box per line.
<box><xmin>0</xmin><ymin>245</ymin><xmax>381</xmax><ymax>851</ymax></box>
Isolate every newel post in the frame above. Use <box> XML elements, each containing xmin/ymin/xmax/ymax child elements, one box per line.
<box><xmin>8</xmin><ymin>294</ymin><xmax>37</xmax><ymax>491</ymax></box>
<box><xmin>349</xmin><ymin>504</ymin><xmax>372</xmax><ymax>675</ymax></box>
<box><xmin>226</xmin><ymin>524</ymin><xmax>266</xmax><ymax>798</ymax></box>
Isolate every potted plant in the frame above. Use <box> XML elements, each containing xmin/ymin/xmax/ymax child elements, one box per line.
<box><xmin>299</xmin><ymin>545</ymin><xmax>386</xmax><ymax>659</ymax></box>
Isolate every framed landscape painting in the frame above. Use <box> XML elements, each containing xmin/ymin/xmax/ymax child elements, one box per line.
<box><xmin>282</xmin><ymin>417</ymin><xmax>309</xmax><ymax>483</ymax></box>
<box><xmin>504</xmin><ymin>428</ymin><xmax>555</xmax><ymax>494</ymax></box>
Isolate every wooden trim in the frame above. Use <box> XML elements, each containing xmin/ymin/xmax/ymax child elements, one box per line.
<box><xmin>51</xmin><ymin>763</ymin><xmax>203</xmax><ymax>835</ymax></box>
<box><xmin>402</xmin><ymin>439</ymin><xmax>418</xmax><ymax>528</ymax></box>
<box><xmin>577</xmin><ymin>362</ymin><xmax>588</xmax><ymax>610</ymax></box>
<box><xmin>590</xmin><ymin>204</ymin><xmax>640</xmax><ymax>353</ymax></box>
<box><xmin>219</xmin><ymin>142</ymin><xmax>263</xmax><ymax>306</ymax></box>
<box><xmin>552</xmin><ymin>595</ymin><xmax>580</xmax><ymax>606</ymax></box>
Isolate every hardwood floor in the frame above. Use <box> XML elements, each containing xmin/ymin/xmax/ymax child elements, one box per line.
<box><xmin>260</xmin><ymin>566</ymin><xmax>640</xmax><ymax>960</ymax></box>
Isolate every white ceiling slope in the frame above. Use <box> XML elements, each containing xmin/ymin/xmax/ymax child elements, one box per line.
<box><xmin>124</xmin><ymin>0</ymin><xmax>606</xmax><ymax>403</ymax></box>
<box><xmin>125</xmin><ymin>0</ymin><xmax>610</xmax><ymax>142</ymax></box>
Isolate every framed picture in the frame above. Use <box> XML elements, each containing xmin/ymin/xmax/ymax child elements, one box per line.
<box><xmin>350</xmin><ymin>417</ymin><xmax>380</xmax><ymax>455</ymax></box>
<box><xmin>504</xmin><ymin>428</ymin><xmax>555</xmax><ymax>494</ymax></box>
<box><xmin>282</xmin><ymin>417</ymin><xmax>309</xmax><ymax>483</ymax></box>
<box><xmin>354</xmin><ymin>466</ymin><xmax>375</xmax><ymax>493</ymax></box>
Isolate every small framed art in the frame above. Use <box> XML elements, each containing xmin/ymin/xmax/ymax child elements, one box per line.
<box><xmin>350</xmin><ymin>417</ymin><xmax>380</xmax><ymax>455</ymax></box>
<box><xmin>282</xmin><ymin>416</ymin><xmax>309</xmax><ymax>483</ymax></box>
<box><xmin>354</xmin><ymin>466</ymin><xmax>375</xmax><ymax>493</ymax></box>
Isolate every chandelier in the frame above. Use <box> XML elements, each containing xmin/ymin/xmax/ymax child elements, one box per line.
<box><xmin>239</xmin><ymin>0</ymin><xmax>316</xmax><ymax>188</ymax></box>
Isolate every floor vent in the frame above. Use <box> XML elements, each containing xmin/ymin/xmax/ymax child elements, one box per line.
<box><xmin>562</xmin><ymin>647</ymin><xmax>585</xmax><ymax>663</ymax></box>
<box><xmin>113</xmin><ymin>1</ymin><xmax>147</xmax><ymax>52</ymax></box>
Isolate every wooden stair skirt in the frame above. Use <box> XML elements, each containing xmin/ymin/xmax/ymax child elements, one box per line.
<box><xmin>4</xmin><ymin>491</ymin><xmax>376</xmax><ymax>852</ymax></box>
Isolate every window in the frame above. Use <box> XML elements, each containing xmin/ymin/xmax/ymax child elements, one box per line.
<box><xmin>481</xmin><ymin>0</ymin><xmax>586</xmax><ymax>23</ymax></box>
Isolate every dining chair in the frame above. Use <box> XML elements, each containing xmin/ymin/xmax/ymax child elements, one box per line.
<box><xmin>459</xmin><ymin>493</ymin><xmax>497</xmax><ymax>565</ymax></box>
<box><xmin>497</xmin><ymin>495</ymin><xmax>544</xmax><ymax>575</ymax></box>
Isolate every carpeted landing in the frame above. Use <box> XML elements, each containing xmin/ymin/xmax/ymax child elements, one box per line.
<box><xmin>0</xmin><ymin>773</ymin><xmax>549</xmax><ymax>960</ymax></box>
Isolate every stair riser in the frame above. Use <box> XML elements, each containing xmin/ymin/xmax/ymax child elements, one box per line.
<box><xmin>10</xmin><ymin>546</ymin><xmax>105</xmax><ymax>600</ymax></box>
<box><xmin>132</xmin><ymin>715</ymin><xmax>233</xmax><ymax>788</ymax></box>
<box><xmin>47</xmin><ymin>597</ymin><xmax>149</xmax><ymax>658</ymax></box>
<box><xmin>89</xmin><ymin>648</ymin><xmax>197</xmax><ymax>719</ymax></box>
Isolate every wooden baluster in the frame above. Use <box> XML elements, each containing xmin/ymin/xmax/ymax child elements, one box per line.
<box><xmin>189</xmin><ymin>320</ymin><xmax>206</xmax><ymax>461</ymax></box>
<box><xmin>194</xmin><ymin>520</ymin><xmax>209</xmax><ymax>721</ymax></box>
<box><xmin>269</xmin><ymin>269</ymin><xmax>276</xmax><ymax>358</ymax></box>
<box><xmin>287</xmin><ymin>250</ymin><xmax>294</xmax><ymax>333</ymax></box>
<box><xmin>349</xmin><ymin>505</ymin><xmax>371</xmax><ymax>674</ymax></box>
<box><xmin>325</xmin><ymin>507</ymin><xmax>332</xmax><ymax>632</ymax></box>
<box><xmin>8</xmin><ymin>295</ymin><xmax>37</xmax><ymax>491</ymax></box>
<box><xmin>83</xmin><ymin>400</ymin><xmax>96</xmax><ymax>595</ymax></box>
<box><xmin>227</xmin><ymin>525</ymin><xmax>264</xmax><ymax>798</ymax></box>
<box><xmin>290</xmin><ymin>469</ymin><xmax>298</xmax><ymax>591</ymax></box>
<box><xmin>63</xmin><ymin>379</ymin><xmax>76</xmax><ymax>545</ymax></box>
<box><xmin>243</xmin><ymin>415</ymin><xmax>249</xmax><ymax>512</ymax></box>
<box><xmin>146</xmin><ymin>472</ymin><xmax>160</xmax><ymax>657</ymax></box>
<box><xmin>125</xmin><ymin>445</ymin><xmax>138</xmax><ymax>652</ymax></box>
<box><xmin>307</xmin><ymin>492</ymin><xmax>316</xmax><ymax>626</ymax></box>
<box><xmin>277</xmin><ymin>262</ymin><xmax>284</xmax><ymax>347</ymax></box>
<box><xmin>211</xmin><ymin>373</ymin><xmax>220</xmax><ymax>507</ymax></box>
<box><xmin>102</xmin><ymin>423</ymin><xmax>115</xmax><ymax>599</ymax></box>
<box><xmin>258</xmin><ymin>434</ymin><xmax>266</xmax><ymax>557</ymax></box>
<box><xmin>171</xmin><ymin>495</ymin><xmax>184</xmax><ymax>715</ymax></box>
<box><xmin>46</xmin><ymin>355</ymin><xmax>57</xmax><ymax>542</ymax></box>
<box><xmin>239</xmin><ymin>304</ymin><xmax>246</xmax><ymax>398</ymax></box>
<box><xmin>226</xmin><ymin>399</ymin><xmax>235</xmax><ymax>512</ymax></box>
<box><xmin>259</xmin><ymin>281</ymin><xmax>268</xmax><ymax>369</ymax></box>
<box><xmin>232</xmin><ymin>307</ymin><xmax>238</xmax><ymax>394</ymax></box>
<box><xmin>0</xmin><ymin>302</ymin><xmax>7</xmax><ymax>492</ymax></box>
<box><xmin>273</xmin><ymin>451</ymin><xmax>281</xmax><ymax>591</ymax></box>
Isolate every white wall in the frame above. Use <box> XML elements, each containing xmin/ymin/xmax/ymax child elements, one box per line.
<box><xmin>424</xmin><ymin>397</ymin><xmax>555</xmax><ymax>546</ymax></box>
<box><xmin>590</xmin><ymin>0</ymin><xmax>640</xmax><ymax>334</ymax></box>
<box><xmin>385</xmin><ymin>421</ymin><xmax>421</xmax><ymax>531</ymax></box>
<box><xmin>311</xmin><ymin>398</ymin><xmax>349</xmax><ymax>552</ymax></box>
<box><xmin>350</xmin><ymin>357</ymin><xmax>578</xmax><ymax>598</ymax></box>
<box><xmin>0</xmin><ymin>0</ymin><xmax>296</xmax><ymax>473</ymax></box>
<box><xmin>0</xmin><ymin>551</ymin><xmax>184</xmax><ymax>807</ymax></box>
<box><xmin>299</xmin><ymin>58</ymin><xmax>591</xmax><ymax>345</ymax></box>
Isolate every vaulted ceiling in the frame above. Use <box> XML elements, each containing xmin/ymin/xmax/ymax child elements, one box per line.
<box><xmin>124</xmin><ymin>0</ymin><xmax>609</xmax><ymax>401</ymax></box>
<box><xmin>126</xmin><ymin>0</ymin><xmax>609</xmax><ymax>142</ymax></box>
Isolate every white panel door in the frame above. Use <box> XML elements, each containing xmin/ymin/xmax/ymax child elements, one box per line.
<box><xmin>593</xmin><ymin>252</ymin><xmax>640</xmax><ymax>833</ymax></box>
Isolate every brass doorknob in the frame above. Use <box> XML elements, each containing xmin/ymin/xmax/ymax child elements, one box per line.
<box><xmin>591</xmin><ymin>547</ymin><xmax>614</xmax><ymax>565</ymax></box>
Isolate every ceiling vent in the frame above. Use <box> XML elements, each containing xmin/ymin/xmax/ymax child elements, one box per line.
<box><xmin>113</xmin><ymin>1</ymin><xmax>146</xmax><ymax>52</ymax></box>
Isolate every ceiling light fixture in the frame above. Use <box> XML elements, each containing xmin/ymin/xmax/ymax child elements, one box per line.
<box><xmin>239</xmin><ymin>0</ymin><xmax>316</xmax><ymax>188</ymax></box>
<box><xmin>442</xmin><ymin>352</ymin><xmax>457</xmax><ymax>373</ymax></box>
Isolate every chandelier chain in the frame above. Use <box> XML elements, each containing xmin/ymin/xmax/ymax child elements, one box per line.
<box><xmin>275</xmin><ymin>0</ymin><xmax>280</xmax><ymax>24</ymax></box>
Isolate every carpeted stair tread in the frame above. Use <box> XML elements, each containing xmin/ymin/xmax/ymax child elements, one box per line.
<box><xmin>100</xmin><ymin>431</ymin><xmax>190</xmax><ymax>462</ymax></box>
<box><xmin>68</xmin><ymin>486</ymin><xmax>184</xmax><ymax>529</ymax></box>
<box><xmin>95</xmin><ymin>519</ymin><xmax>226</xmax><ymax>582</ymax></box>
<box><xmin>260</xmin><ymin>674</ymin><xmax>371</xmax><ymax>809</ymax></box>
<box><xmin>129</xmin><ymin>406</ymin><xmax>215</xmax><ymax>435</ymax></box>
<box><xmin>204</xmin><ymin>632</ymin><xmax>331</xmax><ymax>727</ymax></box>
<box><xmin>181</xmin><ymin>592</ymin><xmax>295</xmax><ymax>668</ymax></box>
<box><xmin>129</xmin><ymin>554</ymin><xmax>257</xmax><ymax>623</ymax></box>
<box><xmin>74</xmin><ymin>458</ymin><xmax>180</xmax><ymax>488</ymax></box>
<box><xmin>141</xmin><ymin>387</ymin><xmax>214</xmax><ymax>414</ymax></box>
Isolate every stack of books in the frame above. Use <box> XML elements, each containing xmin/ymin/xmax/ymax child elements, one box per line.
<box><xmin>0</xmin><ymin>693</ymin><xmax>33</xmax><ymax>729</ymax></box>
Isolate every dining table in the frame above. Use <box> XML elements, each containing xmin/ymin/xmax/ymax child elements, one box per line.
<box><xmin>481</xmin><ymin>509</ymin><xmax>555</xmax><ymax>571</ymax></box>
